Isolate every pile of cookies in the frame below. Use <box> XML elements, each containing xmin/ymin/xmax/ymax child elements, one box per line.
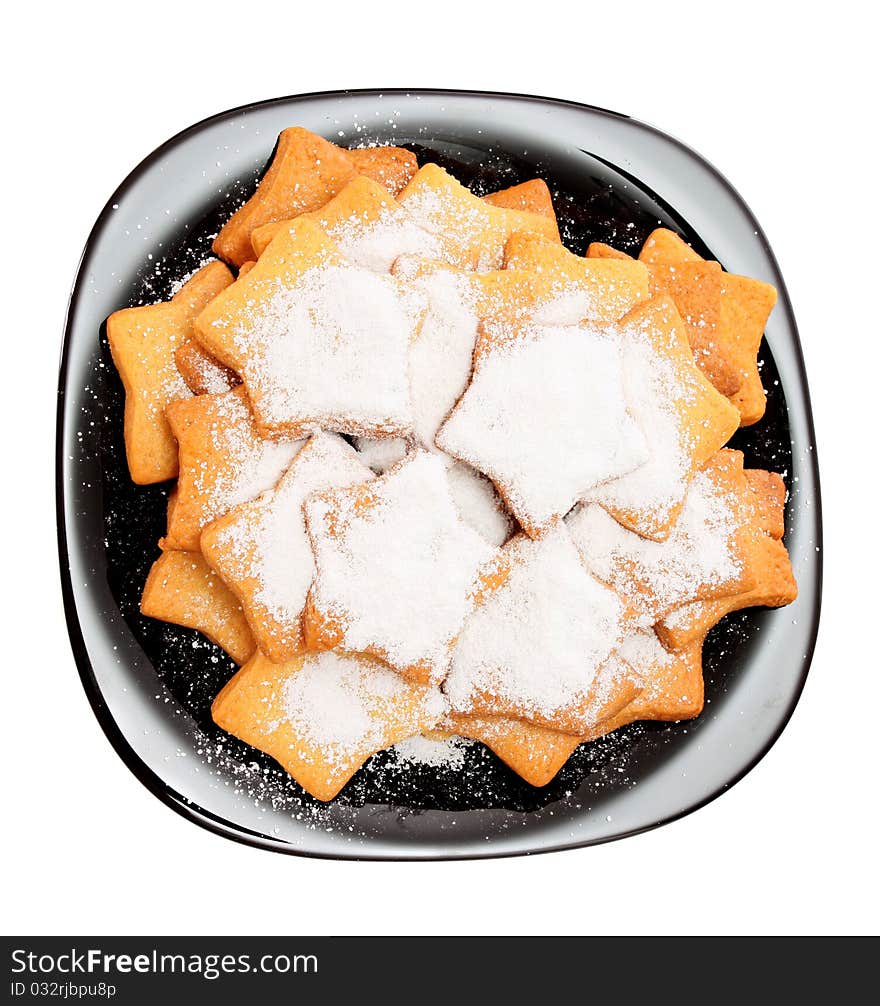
<box><xmin>107</xmin><ymin>126</ymin><xmax>797</xmax><ymax>801</ymax></box>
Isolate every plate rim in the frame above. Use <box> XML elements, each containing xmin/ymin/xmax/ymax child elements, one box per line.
<box><xmin>56</xmin><ymin>86</ymin><xmax>823</xmax><ymax>860</ymax></box>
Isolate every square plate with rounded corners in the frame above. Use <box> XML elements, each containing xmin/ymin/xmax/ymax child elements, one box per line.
<box><xmin>57</xmin><ymin>88</ymin><xmax>821</xmax><ymax>860</ymax></box>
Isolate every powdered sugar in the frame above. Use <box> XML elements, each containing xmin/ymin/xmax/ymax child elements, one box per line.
<box><xmin>402</xmin><ymin>268</ymin><xmax>481</xmax><ymax>450</ymax></box>
<box><xmin>352</xmin><ymin>441</ymin><xmax>514</xmax><ymax>545</ymax></box>
<box><xmin>226</xmin><ymin>264</ymin><xmax>424</xmax><ymax>435</ymax></box>
<box><xmin>207</xmin><ymin>433</ymin><xmax>371</xmax><ymax>633</ymax></box>
<box><xmin>583</xmin><ymin>310</ymin><xmax>699</xmax><ymax>532</ymax></box>
<box><xmin>325</xmin><ymin>206</ymin><xmax>443</xmax><ymax>273</ymax></box>
<box><xmin>280</xmin><ymin>651</ymin><xmax>444</xmax><ymax>765</ymax></box>
<box><xmin>445</xmin><ymin>523</ymin><xmax>627</xmax><ymax>722</ymax></box>
<box><xmin>619</xmin><ymin>626</ymin><xmax>675</xmax><ymax>673</ymax></box>
<box><xmin>437</xmin><ymin>319</ymin><xmax>648</xmax><ymax>534</ymax></box>
<box><xmin>305</xmin><ymin>451</ymin><xmax>496</xmax><ymax>681</ymax></box>
<box><xmin>399</xmin><ymin>182</ymin><xmax>496</xmax><ymax>268</ymax></box>
<box><xmin>354</xmin><ymin>436</ymin><xmax>409</xmax><ymax>473</ymax></box>
<box><xmin>189</xmin><ymin>390</ymin><xmax>304</xmax><ymax>524</ymax></box>
<box><xmin>391</xmin><ymin>734</ymin><xmax>470</xmax><ymax>769</ymax></box>
<box><xmin>445</xmin><ymin>460</ymin><xmax>514</xmax><ymax>546</ymax></box>
<box><xmin>567</xmin><ymin>466</ymin><xmax>744</xmax><ymax>625</ymax></box>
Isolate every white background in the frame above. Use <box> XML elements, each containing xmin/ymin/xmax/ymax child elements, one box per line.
<box><xmin>2</xmin><ymin>1</ymin><xmax>877</xmax><ymax>936</ymax></box>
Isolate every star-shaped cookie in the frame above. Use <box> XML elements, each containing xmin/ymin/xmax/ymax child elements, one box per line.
<box><xmin>212</xmin><ymin>127</ymin><xmax>418</xmax><ymax>266</ymax></box>
<box><xmin>140</xmin><ymin>549</ymin><xmax>255</xmax><ymax>665</ymax></box>
<box><xmin>503</xmin><ymin>232</ymin><xmax>650</xmax><ymax>325</ymax></box>
<box><xmin>195</xmin><ymin>217</ymin><xmax>425</xmax><ymax>439</ymax></box>
<box><xmin>437</xmin><ymin>314</ymin><xmax>648</xmax><ymax>537</ymax></box>
<box><xmin>636</xmin><ymin>227</ymin><xmax>777</xmax><ymax>424</ymax></box>
<box><xmin>106</xmin><ymin>260</ymin><xmax>233</xmax><ymax>483</ymax></box>
<box><xmin>588</xmin><ymin>233</ymin><xmax>745</xmax><ymax>397</ymax></box>
<box><xmin>568</xmin><ymin>449</ymin><xmax>757</xmax><ymax>626</ymax></box>
<box><xmin>583</xmin><ymin>294</ymin><xmax>740</xmax><ymax>540</ymax></box>
<box><xmin>163</xmin><ymin>387</ymin><xmax>303</xmax><ymax>551</ymax></box>
<box><xmin>200</xmin><ymin>433</ymin><xmax>373</xmax><ymax>663</ymax></box>
<box><xmin>444</xmin><ymin>524</ymin><xmax>629</xmax><ymax>733</ymax></box>
<box><xmin>303</xmin><ymin>451</ymin><xmax>498</xmax><ymax>684</ymax></box>
<box><xmin>397</xmin><ymin>163</ymin><xmax>560</xmax><ymax>269</ymax></box>
<box><xmin>446</xmin><ymin>652</ymin><xmax>643</xmax><ymax>785</ymax></box>
<box><xmin>655</xmin><ymin>468</ymin><xmax>797</xmax><ymax>650</ymax></box>
<box><xmin>212</xmin><ymin>650</ymin><xmax>445</xmax><ymax>801</ymax></box>
<box><xmin>249</xmin><ymin>174</ymin><xmax>443</xmax><ymax>270</ymax></box>
<box><xmin>582</xmin><ymin>628</ymin><xmax>706</xmax><ymax>739</ymax></box>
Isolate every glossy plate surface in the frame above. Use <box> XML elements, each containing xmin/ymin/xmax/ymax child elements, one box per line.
<box><xmin>57</xmin><ymin>89</ymin><xmax>821</xmax><ymax>859</ymax></box>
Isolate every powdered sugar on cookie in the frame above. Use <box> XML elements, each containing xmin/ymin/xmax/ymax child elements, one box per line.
<box><xmin>400</xmin><ymin>266</ymin><xmax>481</xmax><ymax>450</ymax></box>
<box><xmin>567</xmin><ymin>464</ymin><xmax>746</xmax><ymax>625</ymax></box>
<box><xmin>192</xmin><ymin>392</ymin><xmax>304</xmax><ymax>518</ymax></box>
<box><xmin>305</xmin><ymin>451</ymin><xmax>497</xmax><ymax>682</ymax></box>
<box><xmin>445</xmin><ymin>524</ymin><xmax>627</xmax><ymax>727</ymax></box>
<box><xmin>325</xmin><ymin>205</ymin><xmax>443</xmax><ymax>273</ymax></box>
<box><xmin>583</xmin><ymin>298</ymin><xmax>738</xmax><ymax>538</ymax></box>
<box><xmin>229</xmin><ymin>264</ymin><xmax>423</xmax><ymax>436</ymax></box>
<box><xmin>353</xmin><ymin>436</ymin><xmax>409</xmax><ymax>473</ymax></box>
<box><xmin>280</xmin><ymin>652</ymin><xmax>444</xmax><ymax>764</ymax></box>
<box><xmin>201</xmin><ymin>433</ymin><xmax>372</xmax><ymax>660</ymax></box>
<box><xmin>437</xmin><ymin>319</ymin><xmax>648</xmax><ymax>535</ymax></box>
<box><xmin>445</xmin><ymin>460</ymin><xmax>514</xmax><ymax>546</ymax></box>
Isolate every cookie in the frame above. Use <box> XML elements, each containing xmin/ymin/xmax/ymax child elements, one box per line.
<box><xmin>194</xmin><ymin>217</ymin><xmax>425</xmax><ymax>439</ymax></box>
<box><xmin>583</xmin><ymin>294</ymin><xmax>740</xmax><ymax>540</ymax></box>
<box><xmin>483</xmin><ymin>178</ymin><xmax>557</xmax><ymax>230</ymax></box>
<box><xmin>141</xmin><ymin>549</ymin><xmax>256</xmax><ymax>665</ymax></box>
<box><xmin>444</xmin><ymin>524</ymin><xmax>629</xmax><ymax>734</ymax></box>
<box><xmin>163</xmin><ymin>387</ymin><xmax>303</xmax><ymax>551</ymax></box>
<box><xmin>397</xmin><ymin>163</ymin><xmax>560</xmax><ymax>269</ymax></box>
<box><xmin>447</xmin><ymin>714</ymin><xmax>582</xmax><ymax>787</ymax></box>
<box><xmin>437</xmin><ymin>314</ymin><xmax>648</xmax><ymax>537</ymax></box>
<box><xmin>588</xmin><ymin>237</ymin><xmax>743</xmax><ymax>397</ymax></box>
<box><xmin>639</xmin><ymin>227</ymin><xmax>777</xmax><ymax>424</ymax></box>
<box><xmin>212</xmin><ymin>650</ymin><xmax>445</xmax><ymax>801</ymax></box>
<box><xmin>447</xmin><ymin>652</ymin><xmax>642</xmax><ymax>785</ymax></box>
<box><xmin>174</xmin><ymin>338</ymin><xmax>239</xmax><ymax>396</ymax></box>
<box><xmin>200</xmin><ymin>433</ymin><xmax>373</xmax><ymax>663</ymax></box>
<box><xmin>352</xmin><ymin>438</ymin><xmax>514</xmax><ymax>546</ymax></box>
<box><xmin>583</xmin><ymin>628</ymin><xmax>706</xmax><ymax>736</ymax></box>
<box><xmin>106</xmin><ymin>260</ymin><xmax>234</xmax><ymax>482</ymax></box>
<box><xmin>249</xmin><ymin>174</ymin><xmax>442</xmax><ymax>270</ymax></box>
<box><xmin>568</xmin><ymin>449</ymin><xmax>757</xmax><ymax>625</ymax></box>
<box><xmin>391</xmin><ymin>255</ymin><xmax>551</xmax><ymax>452</ymax></box>
<box><xmin>212</xmin><ymin>127</ymin><xmax>417</xmax><ymax>266</ymax></box>
<box><xmin>720</xmin><ymin>272</ymin><xmax>777</xmax><ymax>425</ymax></box>
<box><xmin>303</xmin><ymin>451</ymin><xmax>498</xmax><ymax>684</ymax></box>
<box><xmin>503</xmin><ymin>233</ymin><xmax>650</xmax><ymax>325</ymax></box>
<box><xmin>655</xmin><ymin>469</ymin><xmax>796</xmax><ymax>650</ymax></box>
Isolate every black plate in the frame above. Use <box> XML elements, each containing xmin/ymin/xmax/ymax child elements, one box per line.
<box><xmin>57</xmin><ymin>89</ymin><xmax>822</xmax><ymax>859</ymax></box>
